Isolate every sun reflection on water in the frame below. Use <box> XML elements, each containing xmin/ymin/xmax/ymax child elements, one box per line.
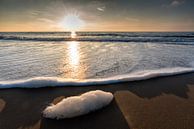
<box><xmin>64</xmin><ymin>41</ymin><xmax>86</xmax><ymax>79</ymax></box>
<box><xmin>67</xmin><ymin>41</ymin><xmax>79</xmax><ymax>66</ymax></box>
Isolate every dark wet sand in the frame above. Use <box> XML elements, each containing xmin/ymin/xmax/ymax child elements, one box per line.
<box><xmin>0</xmin><ymin>73</ymin><xmax>194</xmax><ymax>129</ymax></box>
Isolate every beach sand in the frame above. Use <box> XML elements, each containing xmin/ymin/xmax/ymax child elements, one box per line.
<box><xmin>0</xmin><ymin>72</ymin><xmax>194</xmax><ymax>129</ymax></box>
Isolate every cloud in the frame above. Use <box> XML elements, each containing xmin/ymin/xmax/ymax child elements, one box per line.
<box><xmin>162</xmin><ymin>0</ymin><xmax>184</xmax><ymax>8</ymax></box>
<box><xmin>28</xmin><ymin>10</ymin><xmax>42</xmax><ymax>16</ymax></box>
<box><xmin>97</xmin><ymin>6</ymin><xmax>106</xmax><ymax>12</ymax></box>
<box><xmin>171</xmin><ymin>0</ymin><xmax>181</xmax><ymax>6</ymax></box>
<box><xmin>43</xmin><ymin>90</ymin><xmax>113</xmax><ymax>119</ymax></box>
<box><xmin>37</xmin><ymin>18</ymin><xmax>54</xmax><ymax>23</ymax></box>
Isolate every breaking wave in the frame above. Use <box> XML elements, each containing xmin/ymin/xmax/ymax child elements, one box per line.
<box><xmin>0</xmin><ymin>36</ymin><xmax>194</xmax><ymax>44</ymax></box>
<box><xmin>0</xmin><ymin>32</ymin><xmax>194</xmax><ymax>45</ymax></box>
<box><xmin>0</xmin><ymin>67</ymin><xmax>193</xmax><ymax>88</ymax></box>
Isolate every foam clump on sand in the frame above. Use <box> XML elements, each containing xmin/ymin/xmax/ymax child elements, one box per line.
<box><xmin>43</xmin><ymin>90</ymin><xmax>113</xmax><ymax>119</ymax></box>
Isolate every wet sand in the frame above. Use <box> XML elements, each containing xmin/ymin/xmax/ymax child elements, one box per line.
<box><xmin>0</xmin><ymin>72</ymin><xmax>194</xmax><ymax>129</ymax></box>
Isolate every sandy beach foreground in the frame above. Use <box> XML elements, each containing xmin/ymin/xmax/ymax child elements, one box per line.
<box><xmin>0</xmin><ymin>73</ymin><xmax>194</xmax><ymax>129</ymax></box>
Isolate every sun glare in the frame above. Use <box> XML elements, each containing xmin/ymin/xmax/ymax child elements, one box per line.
<box><xmin>60</xmin><ymin>14</ymin><xmax>84</xmax><ymax>38</ymax></box>
<box><xmin>71</xmin><ymin>31</ymin><xmax>76</xmax><ymax>38</ymax></box>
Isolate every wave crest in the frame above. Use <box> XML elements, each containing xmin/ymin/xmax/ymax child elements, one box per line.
<box><xmin>0</xmin><ymin>67</ymin><xmax>193</xmax><ymax>88</ymax></box>
<box><xmin>0</xmin><ymin>37</ymin><xmax>193</xmax><ymax>44</ymax></box>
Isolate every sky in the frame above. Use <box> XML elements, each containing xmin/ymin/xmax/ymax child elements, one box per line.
<box><xmin>0</xmin><ymin>0</ymin><xmax>194</xmax><ymax>32</ymax></box>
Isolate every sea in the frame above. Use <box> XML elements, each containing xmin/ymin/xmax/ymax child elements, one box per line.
<box><xmin>0</xmin><ymin>32</ymin><xmax>194</xmax><ymax>88</ymax></box>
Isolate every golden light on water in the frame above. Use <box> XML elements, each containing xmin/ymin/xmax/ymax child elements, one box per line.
<box><xmin>67</xmin><ymin>41</ymin><xmax>79</xmax><ymax>66</ymax></box>
<box><xmin>64</xmin><ymin>41</ymin><xmax>86</xmax><ymax>79</ymax></box>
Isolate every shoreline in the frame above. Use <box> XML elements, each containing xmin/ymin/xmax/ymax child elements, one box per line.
<box><xmin>0</xmin><ymin>72</ymin><xmax>194</xmax><ymax>129</ymax></box>
<box><xmin>0</xmin><ymin>67</ymin><xmax>194</xmax><ymax>89</ymax></box>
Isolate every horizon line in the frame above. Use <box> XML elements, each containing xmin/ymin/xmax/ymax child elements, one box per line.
<box><xmin>0</xmin><ymin>31</ymin><xmax>194</xmax><ymax>33</ymax></box>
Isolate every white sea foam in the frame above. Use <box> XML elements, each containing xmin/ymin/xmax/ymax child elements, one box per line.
<box><xmin>43</xmin><ymin>90</ymin><xmax>113</xmax><ymax>119</ymax></box>
<box><xmin>0</xmin><ymin>67</ymin><xmax>193</xmax><ymax>88</ymax></box>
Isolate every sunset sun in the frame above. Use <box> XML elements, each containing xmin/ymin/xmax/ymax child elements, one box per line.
<box><xmin>60</xmin><ymin>14</ymin><xmax>84</xmax><ymax>38</ymax></box>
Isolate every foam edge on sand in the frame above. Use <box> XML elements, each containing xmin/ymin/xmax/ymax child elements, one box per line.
<box><xmin>43</xmin><ymin>90</ymin><xmax>113</xmax><ymax>119</ymax></box>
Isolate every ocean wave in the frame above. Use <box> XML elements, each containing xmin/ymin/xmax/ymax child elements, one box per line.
<box><xmin>77</xmin><ymin>32</ymin><xmax>194</xmax><ymax>38</ymax></box>
<box><xmin>0</xmin><ymin>67</ymin><xmax>193</xmax><ymax>88</ymax></box>
<box><xmin>0</xmin><ymin>35</ymin><xmax>194</xmax><ymax>45</ymax></box>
